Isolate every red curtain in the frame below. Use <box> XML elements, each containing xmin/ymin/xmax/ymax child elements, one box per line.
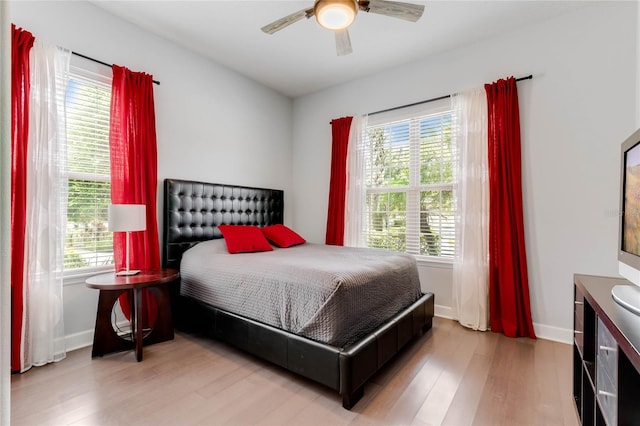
<box><xmin>485</xmin><ymin>77</ymin><xmax>536</xmax><ymax>338</ymax></box>
<box><xmin>325</xmin><ymin>116</ymin><xmax>353</xmax><ymax>246</ymax></box>
<box><xmin>10</xmin><ymin>25</ymin><xmax>35</xmax><ymax>372</ymax></box>
<box><xmin>110</xmin><ymin>65</ymin><xmax>160</xmax><ymax>328</ymax></box>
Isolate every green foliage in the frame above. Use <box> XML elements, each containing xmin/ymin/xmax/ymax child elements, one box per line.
<box><xmin>64</xmin><ymin>249</ymin><xmax>89</xmax><ymax>269</ymax></box>
<box><xmin>367</xmin><ymin>232</ymin><xmax>406</xmax><ymax>252</ymax></box>
<box><xmin>67</xmin><ymin>179</ymin><xmax>110</xmax><ymax>225</ymax></box>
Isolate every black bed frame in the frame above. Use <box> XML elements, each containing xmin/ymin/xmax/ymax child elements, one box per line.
<box><xmin>162</xmin><ymin>178</ymin><xmax>434</xmax><ymax>409</ymax></box>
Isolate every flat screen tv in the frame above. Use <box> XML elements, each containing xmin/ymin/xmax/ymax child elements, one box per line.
<box><xmin>615</xmin><ymin>127</ymin><xmax>640</xmax><ymax>314</ymax></box>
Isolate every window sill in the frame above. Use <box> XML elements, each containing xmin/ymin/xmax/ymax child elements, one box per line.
<box><xmin>415</xmin><ymin>257</ymin><xmax>453</xmax><ymax>269</ymax></box>
<box><xmin>63</xmin><ymin>266</ymin><xmax>115</xmax><ymax>286</ymax></box>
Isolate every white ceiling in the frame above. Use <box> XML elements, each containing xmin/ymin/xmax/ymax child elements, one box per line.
<box><xmin>91</xmin><ymin>0</ymin><xmax>590</xmax><ymax>98</ymax></box>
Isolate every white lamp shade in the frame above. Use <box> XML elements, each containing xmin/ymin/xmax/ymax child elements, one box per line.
<box><xmin>108</xmin><ymin>204</ymin><xmax>146</xmax><ymax>232</ymax></box>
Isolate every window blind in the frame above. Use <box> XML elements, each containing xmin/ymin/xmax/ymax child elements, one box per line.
<box><xmin>63</xmin><ymin>65</ymin><xmax>113</xmax><ymax>272</ymax></box>
<box><xmin>363</xmin><ymin>98</ymin><xmax>455</xmax><ymax>260</ymax></box>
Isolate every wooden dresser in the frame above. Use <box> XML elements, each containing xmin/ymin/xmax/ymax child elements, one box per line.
<box><xmin>573</xmin><ymin>274</ymin><xmax>640</xmax><ymax>425</ymax></box>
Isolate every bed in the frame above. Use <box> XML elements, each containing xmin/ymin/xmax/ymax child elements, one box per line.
<box><xmin>163</xmin><ymin>178</ymin><xmax>434</xmax><ymax>409</ymax></box>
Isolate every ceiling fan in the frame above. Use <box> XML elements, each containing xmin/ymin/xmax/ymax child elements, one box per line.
<box><xmin>261</xmin><ymin>0</ymin><xmax>425</xmax><ymax>56</ymax></box>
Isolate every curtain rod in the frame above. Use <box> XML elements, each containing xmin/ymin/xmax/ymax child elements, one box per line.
<box><xmin>72</xmin><ymin>51</ymin><xmax>160</xmax><ymax>86</ymax></box>
<box><xmin>367</xmin><ymin>74</ymin><xmax>533</xmax><ymax>117</ymax></box>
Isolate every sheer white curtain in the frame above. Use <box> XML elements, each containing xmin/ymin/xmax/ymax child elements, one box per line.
<box><xmin>452</xmin><ymin>88</ymin><xmax>489</xmax><ymax>331</ymax></box>
<box><xmin>23</xmin><ymin>41</ymin><xmax>70</xmax><ymax>369</ymax></box>
<box><xmin>344</xmin><ymin>114</ymin><xmax>367</xmax><ymax>247</ymax></box>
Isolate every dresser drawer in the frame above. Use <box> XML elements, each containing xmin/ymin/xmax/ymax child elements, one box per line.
<box><xmin>597</xmin><ymin>367</ymin><xmax>617</xmax><ymax>426</ymax></box>
<box><xmin>597</xmin><ymin>318</ymin><xmax>618</xmax><ymax>426</ymax></box>
<box><xmin>597</xmin><ymin>318</ymin><xmax>618</xmax><ymax>383</ymax></box>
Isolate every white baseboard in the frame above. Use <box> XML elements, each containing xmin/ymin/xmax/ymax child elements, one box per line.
<box><xmin>434</xmin><ymin>304</ymin><xmax>454</xmax><ymax>319</ymax></box>
<box><xmin>64</xmin><ymin>320</ymin><xmax>131</xmax><ymax>352</ymax></box>
<box><xmin>532</xmin><ymin>322</ymin><xmax>573</xmax><ymax>345</ymax></box>
<box><xmin>433</xmin><ymin>306</ymin><xmax>573</xmax><ymax>345</ymax></box>
<box><xmin>64</xmin><ymin>329</ymin><xmax>93</xmax><ymax>352</ymax></box>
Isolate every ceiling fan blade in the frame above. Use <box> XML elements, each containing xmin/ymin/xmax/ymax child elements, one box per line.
<box><xmin>360</xmin><ymin>0</ymin><xmax>424</xmax><ymax>22</ymax></box>
<box><xmin>261</xmin><ymin>8</ymin><xmax>314</xmax><ymax>34</ymax></box>
<box><xmin>335</xmin><ymin>29</ymin><xmax>353</xmax><ymax>56</ymax></box>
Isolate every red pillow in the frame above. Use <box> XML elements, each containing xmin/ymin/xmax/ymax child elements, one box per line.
<box><xmin>261</xmin><ymin>224</ymin><xmax>306</xmax><ymax>248</ymax></box>
<box><xmin>218</xmin><ymin>225</ymin><xmax>273</xmax><ymax>254</ymax></box>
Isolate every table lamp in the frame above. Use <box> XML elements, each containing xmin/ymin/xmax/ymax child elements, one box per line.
<box><xmin>108</xmin><ymin>204</ymin><xmax>146</xmax><ymax>276</ymax></box>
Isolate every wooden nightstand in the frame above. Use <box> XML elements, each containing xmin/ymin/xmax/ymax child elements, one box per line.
<box><xmin>86</xmin><ymin>268</ymin><xmax>179</xmax><ymax>361</ymax></box>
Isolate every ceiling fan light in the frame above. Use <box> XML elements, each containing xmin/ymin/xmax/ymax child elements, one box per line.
<box><xmin>315</xmin><ymin>0</ymin><xmax>357</xmax><ymax>30</ymax></box>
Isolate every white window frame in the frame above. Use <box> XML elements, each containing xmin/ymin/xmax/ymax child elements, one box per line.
<box><xmin>363</xmin><ymin>98</ymin><xmax>455</xmax><ymax>264</ymax></box>
<box><xmin>63</xmin><ymin>57</ymin><xmax>114</xmax><ymax>285</ymax></box>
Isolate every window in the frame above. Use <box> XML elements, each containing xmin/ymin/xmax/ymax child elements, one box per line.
<box><xmin>63</xmin><ymin>61</ymin><xmax>113</xmax><ymax>275</ymax></box>
<box><xmin>363</xmin><ymin>99</ymin><xmax>455</xmax><ymax>261</ymax></box>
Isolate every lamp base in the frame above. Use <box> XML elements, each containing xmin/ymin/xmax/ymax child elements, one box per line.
<box><xmin>116</xmin><ymin>269</ymin><xmax>141</xmax><ymax>276</ymax></box>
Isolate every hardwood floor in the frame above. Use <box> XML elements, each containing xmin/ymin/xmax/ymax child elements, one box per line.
<box><xmin>11</xmin><ymin>317</ymin><xmax>579</xmax><ymax>425</ymax></box>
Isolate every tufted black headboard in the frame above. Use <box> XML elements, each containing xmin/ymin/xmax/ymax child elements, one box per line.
<box><xmin>163</xmin><ymin>178</ymin><xmax>284</xmax><ymax>269</ymax></box>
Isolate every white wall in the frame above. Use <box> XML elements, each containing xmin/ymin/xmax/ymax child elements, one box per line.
<box><xmin>10</xmin><ymin>1</ymin><xmax>293</xmax><ymax>348</ymax></box>
<box><xmin>291</xmin><ymin>2</ymin><xmax>638</xmax><ymax>342</ymax></box>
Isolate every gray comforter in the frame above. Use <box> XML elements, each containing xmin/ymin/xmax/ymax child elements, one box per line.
<box><xmin>180</xmin><ymin>240</ymin><xmax>422</xmax><ymax>347</ymax></box>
